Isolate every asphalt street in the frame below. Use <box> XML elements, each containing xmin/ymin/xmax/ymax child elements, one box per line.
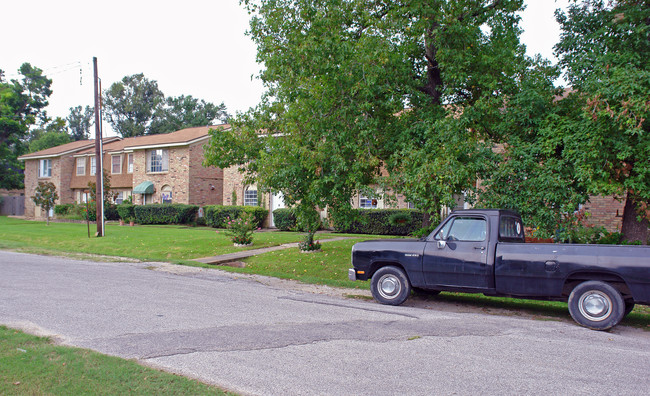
<box><xmin>1</xmin><ymin>251</ymin><xmax>649</xmax><ymax>395</ymax></box>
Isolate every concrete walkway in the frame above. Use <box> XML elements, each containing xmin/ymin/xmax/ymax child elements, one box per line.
<box><xmin>193</xmin><ymin>236</ymin><xmax>354</xmax><ymax>265</ymax></box>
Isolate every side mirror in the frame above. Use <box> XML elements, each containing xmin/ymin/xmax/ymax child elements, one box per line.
<box><xmin>437</xmin><ymin>240</ymin><xmax>446</xmax><ymax>249</ymax></box>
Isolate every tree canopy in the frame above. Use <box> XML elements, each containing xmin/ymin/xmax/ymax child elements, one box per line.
<box><xmin>149</xmin><ymin>95</ymin><xmax>230</xmax><ymax>135</ymax></box>
<box><xmin>103</xmin><ymin>74</ymin><xmax>230</xmax><ymax>137</ymax></box>
<box><xmin>67</xmin><ymin>105</ymin><xmax>94</xmax><ymax>141</ymax></box>
<box><xmin>0</xmin><ymin>63</ymin><xmax>52</xmax><ymax>189</ymax></box>
<box><xmin>552</xmin><ymin>0</ymin><xmax>650</xmax><ymax>241</ymax></box>
<box><xmin>103</xmin><ymin>73</ymin><xmax>165</xmax><ymax>138</ymax></box>
<box><xmin>28</xmin><ymin>117</ymin><xmax>72</xmax><ymax>153</ymax></box>
<box><xmin>205</xmin><ymin>0</ymin><xmax>531</xmax><ymax>224</ymax></box>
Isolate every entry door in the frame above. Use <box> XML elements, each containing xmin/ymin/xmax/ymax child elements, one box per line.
<box><xmin>270</xmin><ymin>192</ymin><xmax>285</xmax><ymax>227</ymax></box>
<box><xmin>422</xmin><ymin>216</ymin><xmax>490</xmax><ymax>289</ymax></box>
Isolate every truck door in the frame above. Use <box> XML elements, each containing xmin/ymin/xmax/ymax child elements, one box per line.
<box><xmin>423</xmin><ymin>216</ymin><xmax>490</xmax><ymax>289</ymax></box>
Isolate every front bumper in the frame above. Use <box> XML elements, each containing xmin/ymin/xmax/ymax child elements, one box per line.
<box><xmin>348</xmin><ymin>268</ymin><xmax>357</xmax><ymax>281</ymax></box>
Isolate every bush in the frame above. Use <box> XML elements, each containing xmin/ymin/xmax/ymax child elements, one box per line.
<box><xmin>273</xmin><ymin>208</ymin><xmax>297</xmax><ymax>231</ymax></box>
<box><xmin>54</xmin><ymin>203</ymin><xmax>75</xmax><ymax>216</ymax></box>
<box><xmin>332</xmin><ymin>209</ymin><xmax>424</xmax><ymax>235</ymax></box>
<box><xmin>224</xmin><ymin>212</ymin><xmax>257</xmax><ymax>245</ymax></box>
<box><xmin>133</xmin><ymin>204</ymin><xmax>199</xmax><ymax>225</ymax></box>
<box><xmin>117</xmin><ymin>204</ymin><xmax>136</xmax><ymax>221</ymax></box>
<box><xmin>104</xmin><ymin>204</ymin><xmax>119</xmax><ymax>221</ymax></box>
<box><xmin>204</xmin><ymin>205</ymin><xmax>268</xmax><ymax>228</ymax></box>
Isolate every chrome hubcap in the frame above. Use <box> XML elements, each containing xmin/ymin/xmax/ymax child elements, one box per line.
<box><xmin>579</xmin><ymin>291</ymin><xmax>612</xmax><ymax>321</ymax></box>
<box><xmin>378</xmin><ymin>275</ymin><xmax>401</xmax><ymax>299</ymax></box>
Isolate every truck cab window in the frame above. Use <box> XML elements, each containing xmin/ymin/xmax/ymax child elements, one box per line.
<box><xmin>436</xmin><ymin>217</ymin><xmax>486</xmax><ymax>242</ymax></box>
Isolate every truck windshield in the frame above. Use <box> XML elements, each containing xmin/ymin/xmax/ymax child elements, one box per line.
<box><xmin>436</xmin><ymin>217</ymin><xmax>486</xmax><ymax>242</ymax></box>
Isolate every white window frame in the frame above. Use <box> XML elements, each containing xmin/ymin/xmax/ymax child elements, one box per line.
<box><xmin>147</xmin><ymin>149</ymin><xmax>169</xmax><ymax>173</ymax></box>
<box><xmin>76</xmin><ymin>157</ymin><xmax>86</xmax><ymax>176</ymax></box>
<box><xmin>114</xmin><ymin>191</ymin><xmax>124</xmax><ymax>205</ymax></box>
<box><xmin>127</xmin><ymin>153</ymin><xmax>134</xmax><ymax>173</ymax></box>
<box><xmin>244</xmin><ymin>189</ymin><xmax>258</xmax><ymax>206</ymax></box>
<box><xmin>39</xmin><ymin>159</ymin><xmax>52</xmax><ymax>178</ymax></box>
<box><xmin>359</xmin><ymin>195</ymin><xmax>378</xmax><ymax>209</ymax></box>
<box><xmin>90</xmin><ymin>156</ymin><xmax>96</xmax><ymax>176</ymax></box>
<box><xmin>111</xmin><ymin>155</ymin><xmax>122</xmax><ymax>174</ymax></box>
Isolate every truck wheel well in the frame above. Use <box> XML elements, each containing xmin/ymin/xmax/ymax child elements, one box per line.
<box><xmin>369</xmin><ymin>261</ymin><xmax>407</xmax><ymax>281</ymax></box>
<box><xmin>563</xmin><ymin>272</ymin><xmax>632</xmax><ymax>300</ymax></box>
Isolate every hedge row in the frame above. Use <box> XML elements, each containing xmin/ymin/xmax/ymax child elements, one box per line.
<box><xmin>132</xmin><ymin>204</ymin><xmax>199</xmax><ymax>225</ymax></box>
<box><xmin>54</xmin><ymin>202</ymin><xmax>119</xmax><ymax>221</ymax></box>
<box><xmin>272</xmin><ymin>208</ymin><xmax>297</xmax><ymax>231</ymax></box>
<box><xmin>332</xmin><ymin>209</ymin><xmax>424</xmax><ymax>235</ymax></box>
<box><xmin>204</xmin><ymin>205</ymin><xmax>268</xmax><ymax>228</ymax></box>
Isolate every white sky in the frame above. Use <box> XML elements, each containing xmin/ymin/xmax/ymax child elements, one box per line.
<box><xmin>1</xmin><ymin>0</ymin><xmax>570</xmax><ymax>136</ymax></box>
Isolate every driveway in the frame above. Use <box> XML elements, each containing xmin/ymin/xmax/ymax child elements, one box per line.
<box><xmin>1</xmin><ymin>251</ymin><xmax>649</xmax><ymax>395</ymax></box>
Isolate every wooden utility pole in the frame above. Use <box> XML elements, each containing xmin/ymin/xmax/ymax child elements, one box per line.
<box><xmin>93</xmin><ymin>57</ymin><xmax>104</xmax><ymax>237</ymax></box>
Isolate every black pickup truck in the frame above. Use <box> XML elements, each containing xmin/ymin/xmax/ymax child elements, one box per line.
<box><xmin>349</xmin><ymin>209</ymin><xmax>650</xmax><ymax>330</ymax></box>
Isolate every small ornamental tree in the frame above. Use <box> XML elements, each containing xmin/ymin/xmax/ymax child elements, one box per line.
<box><xmin>32</xmin><ymin>181</ymin><xmax>58</xmax><ymax>225</ymax></box>
<box><xmin>224</xmin><ymin>212</ymin><xmax>257</xmax><ymax>246</ymax></box>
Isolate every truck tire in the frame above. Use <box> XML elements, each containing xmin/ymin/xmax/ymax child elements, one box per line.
<box><xmin>371</xmin><ymin>266</ymin><xmax>411</xmax><ymax>306</ymax></box>
<box><xmin>568</xmin><ymin>281</ymin><xmax>625</xmax><ymax>331</ymax></box>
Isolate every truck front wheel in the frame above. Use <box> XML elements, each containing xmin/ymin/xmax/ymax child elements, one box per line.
<box><xmin>371</xmin><ymin>266</ymin><xmax>411</xmax><ymax>306</ymax></box>
<box><xmin>568</xmin><ymin>281</ymin><xmax>625</xmax><ymax>331</ymax></box>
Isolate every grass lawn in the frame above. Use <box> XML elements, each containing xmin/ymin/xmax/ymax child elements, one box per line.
<box><xmin>0</xmin><ymin>326</ymin><xmax>231</xmax><ymax>395</ymax></box>
<box><xmin>0</xmin><ymin>216</ymin><xmax>362</xmax><ymax>264</ymax></box>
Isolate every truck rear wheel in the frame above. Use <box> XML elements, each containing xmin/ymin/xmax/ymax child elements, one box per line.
<box><xmin>371</xmin><ymin>266</ymin><xmax>411</xmax><ymax>306</ymax></box>
<box><xmin>568</xmin><ymin>281</ymin><xmax>625</xmax><ymax>331</ymax></box>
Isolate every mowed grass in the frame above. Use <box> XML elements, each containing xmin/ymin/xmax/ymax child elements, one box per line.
<box><xmin>0</xmin><ymin>326</ymin><xmax>231</xmax><ymax>395</ymax></box>
<box><xmin>0</xmin><ymin>216</ymin><xmax>330</xmax><ymax>263</ymax></box>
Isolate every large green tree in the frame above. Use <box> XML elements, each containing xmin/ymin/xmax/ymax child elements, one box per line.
<box><xmin>0</xmin><ymin>63</ymin><xmax>52</xmax><ymax>189</ymax></box>
<box><xmin>67</xmin><ymin>105</ymin><xmax>94</xmax><ymax>141</ymax></box>
<box><xmin>103</xmin><ymin>73</ymin><xmax>164</xmax><ymax>137</ymax></box>
<box><xmin>205</xmin><ymin>0</ymin><xmax>529</xmax><ymax>227</ymax></box>
<box><xmin>28</xmin><ymin>117</ymin><xmax>71</xmax><ymax>153</ymax></box>
<box><xmin>149</xmin><ymin>95</ymin><xmax>230</xmax><ymax>135</ymax></box>
<box><xmin>553</xmin><ymin>0</ymin><xmax>650</xmax><ymax>242</ymax></box>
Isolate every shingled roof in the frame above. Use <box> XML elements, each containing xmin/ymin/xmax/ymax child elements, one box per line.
<box><xmin>17</xmin><ymin>137</ymin><xmax>120</xmax><ymax>160</ymax></box>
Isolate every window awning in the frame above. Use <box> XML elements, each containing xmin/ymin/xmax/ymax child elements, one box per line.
<box><xmin>133</xmin><ymin>181</ymin><xmax>154</xmax><ymax>194</ymax></box>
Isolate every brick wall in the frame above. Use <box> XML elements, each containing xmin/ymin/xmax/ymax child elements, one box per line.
<box><xmin>188</xmin><ymin>143</ymin><xmax>223</xmax><ymax>206</ymax></box>
<box><xmin>131</xmin><ymin>147</ymin><xmax>190</xmax><ymax>205</ymax></box>
<box><xmin>583</xmin><ymin>195</ymin><xmax>625</xmax><ymax>232</ymax></box>
<box><xmin>23</xmin><ymin>160</ymin><xmax>38</xmax><ymax>218</ymax></box>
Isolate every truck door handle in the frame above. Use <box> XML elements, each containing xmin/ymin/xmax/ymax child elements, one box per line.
<box><xmin>474</xmin><ymin>246</ymin><xmax>485</xmax><ymax>250</ymax></box>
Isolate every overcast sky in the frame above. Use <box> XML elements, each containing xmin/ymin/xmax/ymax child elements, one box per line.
<box><xmin>2</xmin><ymin>0</ymin><xmax>570</xmax><ymax>136</ymax></box>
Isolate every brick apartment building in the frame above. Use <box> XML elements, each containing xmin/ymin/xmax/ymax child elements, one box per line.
<box><xmin>18</xmin><ymin>126</ymin><xmax>226</xmax><ymax>219</ymax></box>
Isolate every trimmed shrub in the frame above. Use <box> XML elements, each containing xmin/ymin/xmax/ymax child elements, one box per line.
<box><xmin>332</xmin><ymin>209</ymin><xmax>424</xmax><ymax>235</ymax></box>
<box><xmin>204</xmin><ymin>205</ymin><xmax>268</xmax><ymax>228</ymax></box>
<box><xmin>273</xmin><ymin>208</ymin><xmax>297</xmax><ymax>231</ymax></box>
<box><xmin>133</xmin><ymin>204</ymin><xmax>199</xmax><ymax>225</ymax></box>
<box><xmin>117</xmin><ymin>204</ymin><xmax>136</xmax><ymax>221</ymax></box>
<box><xmin>104</xmin><ymin>204</ymin><xmax>119</xmax><ymax>221</ymax></box>
<box><xmin>54</xmin><ymin>203</ymin><xmax>75</xmax><ymax>216</ymax></box>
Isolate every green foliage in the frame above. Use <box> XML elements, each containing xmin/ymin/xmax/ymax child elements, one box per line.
<box><xmin>54</xmin><ymin>203</ymin><xmax>75</xmax><ymax>216</ymax></box>
<box><xmin>102</xmin><ymin>73</ymin><xmax>164</xmax><ymax>137</ymax></box>
<box><xmin>0</xmin><ymin>63</ymin><xmax>52</xmax><ymax>189</ymax></box>
<box><xmin>273</xmin><ymin>208</ymin><xmax>297</xmax><ymax>231</ymax></box>
<box><xmin>332</xmin><ymin>209</ymin><xmax>424</xmax><ymax>236</ymax></box>
<box><xmin>67</xmin><ymin>105</ymin><xmax>94</xmax><ymax>141</ymax></box>
<box><xmin>552</xmin><ymin>0</ymin><xmax>650</xmax><ymax>242</ymax></box>
<box><xmin>133</xmin><ymin>204</ymin><xmax>198</xmax><ymax>225</ymax></box>
<box><xmin>205</xmin><ymin>0</ymin><xmax>530</xmax><ymax>222</ymax></box>
<box><xmin>223</xmin><ymin>211</ymin><xmax>257</xmax><ymax>245</ymax></box>
<box><xmin>31</xmin><ymin>181</ymin><xmax>58</xmax><ymax>225</ymax></box>
<box><xmin>203</xmin><ymin>205</ymin><xmax>268</xmax><ymax>228</ymax></box>
<box><xmin>28</xmin><ymin>129</ymin><xmax>71</xmax><ymax>153</ymax></box>
<box><xmin>149</xmin><ymin>95</ymin><xmax>230</xmax><ymax>135</ymax></box>
<box><xmin>116</xmin><ymin>203</ymin><xmax>135</xmax><ymax>221</ymax></box>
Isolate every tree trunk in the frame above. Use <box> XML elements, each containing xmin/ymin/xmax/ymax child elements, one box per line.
<box><xmin>621</xmin><ymin>191</ymin><xmax>649</xmax><ymax>244</ymax></box>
